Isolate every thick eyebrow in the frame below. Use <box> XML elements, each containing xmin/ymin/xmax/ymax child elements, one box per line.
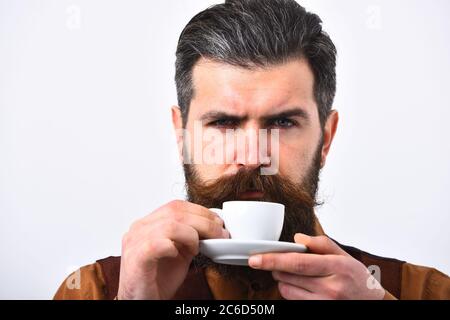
<box><xmin>199</xmin><ymin>111</ymin><xmax>248</xmax><ymax>123</ymax></box>
<box><xmin>261</xmin><ymin>108</ymin><xmax>310</xmax><ymax>123</ymax></box>
<box><xmin>199</xmin><ymin>107</ymin><xmax>310</xmax><ymax>123</ymax></box>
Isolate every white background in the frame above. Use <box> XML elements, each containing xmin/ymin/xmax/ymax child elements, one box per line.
<box><xmin>1</xmin><ymin>0</ymin><xmax>449</xmax><ymax>299</ymax></box>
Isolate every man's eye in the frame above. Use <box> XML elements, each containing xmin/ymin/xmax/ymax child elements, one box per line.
<box><xmin>270</xmin><ymin>118</ymin><xmax>297</xmax><ymax>128</ymax></box>
<box><xmin>207</xmin><ymin>119</ymin><xmax>237</xmax><ymax>128</ymax></box>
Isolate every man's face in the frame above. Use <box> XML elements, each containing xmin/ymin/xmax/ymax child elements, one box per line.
<box><xmin>173</xmin><ymin>58</ymin><xmax>336</xmax><ymax>190</ymax></box>
<box><xmin>172</xmin><ymin>58</ymin><xmax>338</xmax><ymax>279</ymax></box>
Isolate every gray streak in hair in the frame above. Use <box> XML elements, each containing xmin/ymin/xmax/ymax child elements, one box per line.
<box><xmin>175</xmin><ymin>0</ymin><xmax>337</xmax><ymax>128</ymax></box>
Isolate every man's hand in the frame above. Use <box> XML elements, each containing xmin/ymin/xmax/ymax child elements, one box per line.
<box><xmin>117</xmin><ymin>200</ymin><xmax>229</xmax><ymax>300</ymax></box>
<box><xmin>248</xmin><ymin>234</ymin><xmax>386</xmax><ymax>300</ymax></box>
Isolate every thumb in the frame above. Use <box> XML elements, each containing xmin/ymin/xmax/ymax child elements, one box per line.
<box><xmin>294</xmin><ymin>233</ymin><xmax>349</xmax><ymax>256</ymax></box>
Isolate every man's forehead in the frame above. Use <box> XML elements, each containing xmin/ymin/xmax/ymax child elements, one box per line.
<box><xmin>190</xmin><ymin>58</ymin><xmax>317</xmax><ymax>117</ymax></box>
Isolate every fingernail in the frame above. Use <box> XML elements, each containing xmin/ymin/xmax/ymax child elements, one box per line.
<box><xmin>294</xmin><ymin>233</ymin><xmax>309</xmax><ymax>241</ymax></box>
<box><xmin>222</xmin><ymin>228</ymin><xmax>230</xmax><ymax>238</ymax></box>
<box><xmin>215</xmin><ymin>216</ymin><xmax>224</xmax><ymax>225</ymax></box>
<box><xmin>248</xmin><ymin>255</ymin><xmax>262</xmax><ymax>268</ymax></box>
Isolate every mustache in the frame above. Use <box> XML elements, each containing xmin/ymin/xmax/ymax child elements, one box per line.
<box><xmin>185</xmin><ymin>164</ymin><xmax>321</xmax><ymax>282</ymax></box>
<box><xmin>184</xmin><ymin>166</ymin><xmax>318</xmax><ymax>209</ymax></box>
<box><xmin>184</xmin><ymin>145</ymin><xmax>323</xmax><ymax>282</ymax></box>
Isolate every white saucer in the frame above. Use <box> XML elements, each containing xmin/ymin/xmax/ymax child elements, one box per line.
<box><xmin>199</xmin><ymin>239</ymin><xmax>307</xmax><ymax>266</ymax></box>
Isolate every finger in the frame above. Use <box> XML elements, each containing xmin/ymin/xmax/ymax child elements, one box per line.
<box><xmin>139</xmin><ymin>200</ymin><xmax>223</xmax><ymax>226</ymax></box>
<box><xmin>272</xmin><ymin>271</ymin><xmax>327</xmax><ymax>293</ymax></box>
<box><xmin>294</xmin><ymin>234</ymin><xmax>349</xmax><ymax>256</ymax></box>
<box><xmin>172</xmin><ymin>201</ymin><xmax>223</xmax><ymax>222</ymax></box>
<box><xmin>183</xmin><ymin>201</ymin><xmax>223</xmax><ymax>220</ymax></box>
<box><xmin>162</xmin><ymin>221</ymin><xmax>202</xmax><ymax>256</ymax></box>
<box><xmin>139</xmin><ymin>220</ymin><xmax>200</xmax><ymax>256</ymax></box>
<box><xmin>128</xmin><ymin>213</ymin><xmax>228</xmax><ymax>250</ymax></box>
<box><xmin>277</xmin><ymin>282</ymin><xmax>323</xmax><ymax>300</ymax></box>
<box><xmin>248</xmin><ymin>252</ymin><xmax>339</xmax><ymax>276</ymax></box>
<box><xmin>136</xmin><ymin>238</ymin><xmax>179</xmax><ymax>266</ymax></box>
<box><xmin>180</xmin><ymin>214</ymin><xmax>229</xmax><ymax>240</ymax></box>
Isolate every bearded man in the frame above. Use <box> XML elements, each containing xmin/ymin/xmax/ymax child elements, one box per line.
<box><xmin>54</xmin><ymin>0</ymin><xmax>450</xmax><ymax>300</ymax></box>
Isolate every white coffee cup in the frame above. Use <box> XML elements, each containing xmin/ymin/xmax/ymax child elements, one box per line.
<box><xmin>210</xmin><ymin>201</ymin><xmax>285</xmax><ymax>241</ymax></box>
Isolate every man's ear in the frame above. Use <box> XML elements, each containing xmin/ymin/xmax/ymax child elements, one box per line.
<box><xmin>171</xmin><ymin>106</ymin><xmax>184</xmax><ymax>163</ymax></box>
<box><xmin>320</xmin><ymin>110</ymin><xmax>339</xmax><ymax>168</ymax></box>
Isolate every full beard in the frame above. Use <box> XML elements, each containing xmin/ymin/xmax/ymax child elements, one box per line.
<box><xmin>183</xmin><ymin>145</ymin><xmax>322</xmax><ymax>285</ymax></box>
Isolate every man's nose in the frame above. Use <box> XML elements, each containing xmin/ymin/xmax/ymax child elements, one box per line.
<box><xmin>234</xmin><ymin>124</ymin><xmax>271</xmax><ymax>169</ymax></box>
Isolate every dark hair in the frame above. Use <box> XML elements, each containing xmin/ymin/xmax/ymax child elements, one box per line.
<box><xmin>175</xmin><ymin>0</ymin><xmax>337</xmax><ymax>128</ymax></box>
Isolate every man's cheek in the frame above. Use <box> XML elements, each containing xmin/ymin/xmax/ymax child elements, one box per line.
<box><xmin>194</xmin><ymin>164</ymin><xmax>224</xmax><ymax>182</ymax></box>
<box><xmin>278</xmin><ymin>152</ymin><xmax>310</xmax><ymax>183</ymax></box>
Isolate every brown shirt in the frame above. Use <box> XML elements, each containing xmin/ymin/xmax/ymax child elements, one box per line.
<box><xmin>53</xmin><ymin>220</ymin><xmax>450</xmax><ymax>300</ymax></box>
